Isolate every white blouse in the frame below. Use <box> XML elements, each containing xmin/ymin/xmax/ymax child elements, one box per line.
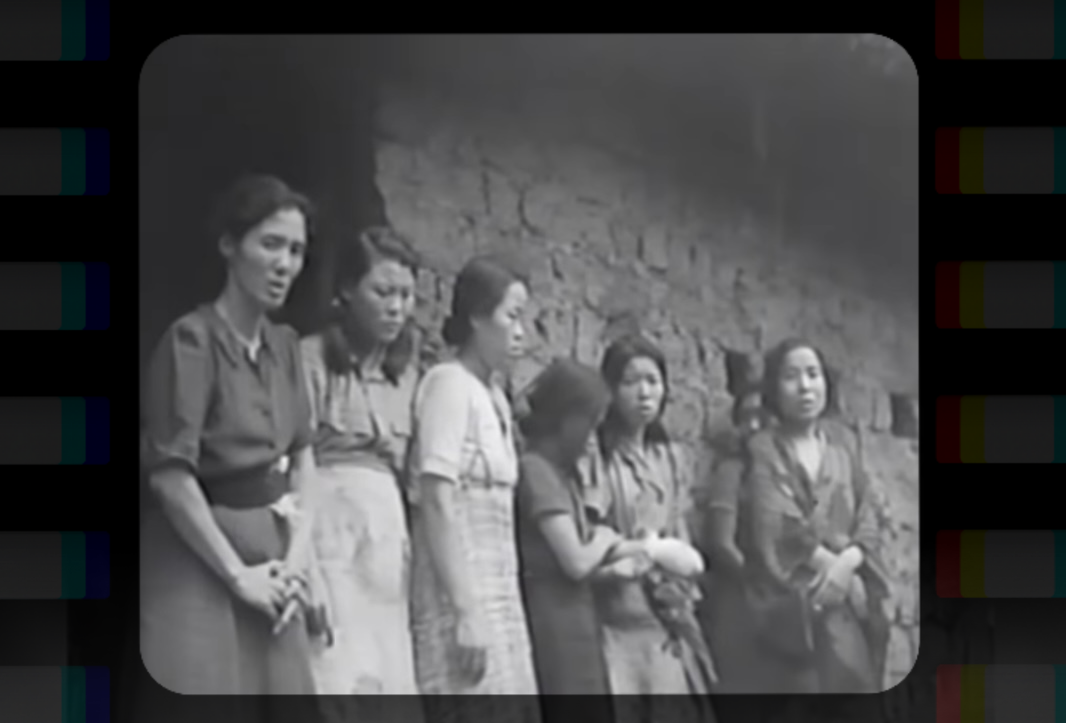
<box><xmin>409</xmin><ymin>360</ymin><xmax>518</xmax><ymax>500</ymax></box>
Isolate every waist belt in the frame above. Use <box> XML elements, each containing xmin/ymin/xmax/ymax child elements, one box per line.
<box><xmin>200</xmin><ymin>458</ymin><xmax>290</xmax><ymax>510</ymax></box>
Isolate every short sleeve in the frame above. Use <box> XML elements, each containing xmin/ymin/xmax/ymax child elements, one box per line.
<box><xmin>284</xmin><ymin>328</ymin><xmax>314</xmax><ymax>452</ymax></box>
<box><xmin>517</xmin><ymin>455</ymin><xmax>572</xmax><ymax>523</ymax></box>
<box><xmin>141</xmin><ymin>315</ymin><xmax>215</xmax><ymax>475</ymax></box>
<box><xmin>413</xmin><ymin>365</ymin><xmax>471</xmax><ymax>483</ymax></box>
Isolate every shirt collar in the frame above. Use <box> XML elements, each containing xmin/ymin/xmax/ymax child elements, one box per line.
<box><xmin>204</xmin><ymin>303</ymin><xmax>279</xmax><ymax>366</ymax></box>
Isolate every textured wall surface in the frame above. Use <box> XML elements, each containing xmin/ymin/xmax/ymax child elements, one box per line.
<box><xmin>372</xmin><ymin>82</ymin><xmax>920</xmax><ymax>692</ymax></box>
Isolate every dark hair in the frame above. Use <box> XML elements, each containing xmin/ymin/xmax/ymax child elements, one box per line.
<box><xmin>519</xmin><ymin>358</ymin><xmax>612</xmax><ymax>445</ymax></box>
<box><xmin>596</xmin><ymin>333</ymin><xmax>671</xmax><ymax>460</ymax></box>
<box><xmin>210</xmin><ymin>174</ymin><xmax>315</xmax><ymax>248</ymax></box>
<box><xmin>323</xmin><ymin>226</ymin><xmax>421</xmax><ymax>383</ymax></box>
<box><xmin>442</xmin><ymin>255</ymin><xmax>527</xmax><ymax>348</ymax></box>
<box><xmin>760</xmin><ymin>337</ymin><xmax>839</xmax><ymax>422</ymax></box>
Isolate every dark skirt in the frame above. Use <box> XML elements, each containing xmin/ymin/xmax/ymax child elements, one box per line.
<box><xmin>139</xmin><ymin>501</ymin><xmax>316</xmax><ymax>702</ymax></box>
<box><xmin>521</xmin><ymin>573</ymin><xmax>612</xmax><ymax>697</ymax></box>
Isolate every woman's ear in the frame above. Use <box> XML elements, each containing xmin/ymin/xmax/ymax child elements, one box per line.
<box><xmin>218</xmin><ymin>234</ymin><xmax>237</xmax><ymax>260</ymax></box>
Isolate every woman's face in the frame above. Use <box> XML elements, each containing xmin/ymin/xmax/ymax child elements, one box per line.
<box><xmin>613</xmin><ymin>356</ymin><xmax>666</xmax><ymax>430</ymax></box>
<box><xmin>775</xmin><ymin>346</ymin><xmax>828</xmax><ymax>423</ymax></box>
<box><xmin>222</xmin><ymin>207</ymin><xmax>308</xmax><ymax>312</ymax></box>
<box><xmin>472</xmin><ymin>281</ymin><xmax>528</xmax><ymax>371</ymax></box>
<box><xmin>341</xmin><ymin>258</ymin><xmax>416</xmax><ymax>344</ymax></box>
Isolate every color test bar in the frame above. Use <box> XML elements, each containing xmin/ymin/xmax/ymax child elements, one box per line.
<box><xmin>936</xmin><ymin>0</ymin><xmax>1066</xmax><ymax>59</ymax></box>
<box><xmin>0</xmin><ymin>129</ymin><xmax>109</xmax><ymax>196</ymax></box>
<box><xmin>0</xmin><ymin>398</ymin><xmax>109</xmax><ymax>465</ymax></box>
<box><xmin>0</xmin><ymin>264</ymin><xmax>109</xmax><ymax>330</ymax></box>
<box><xmin>0</xmin><ymin>1</ymin><xmax>109</xmax><ymax>61</ymax></box>
<box><xmin>936</xmin><ymin>262</ymin><xmax>1066</xmax><ymax>329</ymax></box>
<box><xmin>935</xmin><ymin>128</ymin><xmax>1066</xmax><ymax>194</ymax></box>
<box><xmin>936</xmin><ymin>396</ymin><xmax>1066</xmax><ymax>463</ymax></box>
<box><xmin>937</xmin><ymin>531</ymin><xmax>1066</xmax><ymax>598</ymax></box>
<box><xmin>938</xmin><ymin>666</ymin><xmax>1066</xmax><ymax>723</ymax></box>
<box><xmin>0</xmin><ymin>533</ymin><xmax>108</xmax><ymax>600</ymax></box>
<box><xmin>0</xmin><ymin>667</ymin><xmax>109</xmax><ymax>723</ymax></box>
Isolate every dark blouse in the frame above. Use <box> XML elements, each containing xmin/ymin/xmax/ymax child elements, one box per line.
<box><xmin>516</xmin><ymin>452</ymin><xmax>592</xmax><ymax>580</ymax></box>
<box><xmin>141</xmin><ymin>304</ymin><xmax>313</xmax><ymax>484</ymax></box>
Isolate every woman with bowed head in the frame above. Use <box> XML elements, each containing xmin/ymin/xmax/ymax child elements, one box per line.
<box><xmin>406</xmin><ymin>255</ymin><xmax>540</xmax><ymax>710</ymax></box>
<box><xmin>583</xmin><ymin>334</ymin><xmax>715</xmax><ymax>722</ymax></box>
<box><xmin>139</xmin><ymin>175</ymin><xmax>326</xmax><ymax>709</ymax></box>
<box><xmin>515</xmin><ymin>357</ymin><xmax>655</xmax><ymax>707</ymax></box>
<box><xmin>744</xmin><ymin>338</ymin><xmax>892</xmax><ymax>693</ymax></box>
<box><xmin>299</xmin><ymin>226</ymin><xmax>423</xmax><ymax>702</ymax></box>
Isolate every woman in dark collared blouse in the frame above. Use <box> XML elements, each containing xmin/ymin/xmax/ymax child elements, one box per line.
<box><xmin>744</xmin><ymin>338</ymin><xmax>892</xmax><ymax>693</ymax></box>
<box><xmin>139</xmin><ymin>175</ymin><xmax>326</xmax><ymax>708</ymax></box>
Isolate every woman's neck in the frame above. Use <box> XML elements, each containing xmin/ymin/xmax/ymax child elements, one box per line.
<box><xmin>459</xmin><ymin>346</ymin><xmax>493</xmax><ymax>385</ymax></box>
<box><xmin>342</xmin><ymin>318</ymin><xmax>382</xmax><ymax>362</ymax></box>
<box><xmin>779</xmin><ymin>418</ymin><xmax>818</xmax><ymax>442</ymax></box>
<box><xmin>216</xmin><ymin>279</ymin><xmax>263</xmax><ymax>343</ymax></box>
<box><xmin>617</xmin><ymin>423</ymin><xmax>647</xmax><ymax>453</ymax></box>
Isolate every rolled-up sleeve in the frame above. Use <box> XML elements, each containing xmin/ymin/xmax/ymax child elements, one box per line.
<box><xmin>413</xmin><ymin>366</ymin><xmax>470</xmax><ymax>484</ymax></box>
<box><xmin>141</xmin><ymin>318</ymin><xmax>214</xmax><ymax>476</ymax></box>
<box><xmin>287</xmin><ymin>330</ymin><xmax>314</xmax><ymax>453</ymax></box>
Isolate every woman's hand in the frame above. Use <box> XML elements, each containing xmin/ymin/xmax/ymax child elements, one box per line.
<box><xmin>809</xmin><ymin>547</ymin><xmax>861</xmax><ymax>610</ymax></box>
<box><xmin>454</xmin><ymin>608</ymin><xmax>489</xmax><ymax>686</ymax></box>
<box><xmin>605</xmin><ymin>552</ymin><xmax>655</xmax><ymax>580</ymax></box>
<box><xmin>230</xmin><ymin>561</ymin><xmax>289</xmax><ymax>620</ymax></box>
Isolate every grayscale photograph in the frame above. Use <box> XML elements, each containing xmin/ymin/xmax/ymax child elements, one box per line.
<box><xmin>138</xmin><ymin>33</ymin><xmax>918</xmax><ymax>722</ymax></box>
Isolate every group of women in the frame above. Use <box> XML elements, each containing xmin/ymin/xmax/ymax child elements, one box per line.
<box><xmin>139</xmin><ymin>175</ymin><xmax>893</xmax><ymax>721</ymax></box>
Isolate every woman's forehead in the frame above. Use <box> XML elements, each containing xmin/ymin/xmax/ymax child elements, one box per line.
<box><xmin>782</xmin><ymin>346</ymin><xmax>821</xmax><ymax>369</ymax></box>
<box><xmin>255</xmin><ymin>207</ymin><xmax>306</xmax><ymax>240</ymax></box>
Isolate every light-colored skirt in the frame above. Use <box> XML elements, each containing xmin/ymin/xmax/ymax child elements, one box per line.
<box><xmin>309</xmin><ymin>464</ymin><xmax>419</xmax><ymax>696</ymax></box>
<box><xmin>409</xmin><ymin>480</ymin><xmax>539</xmax><ymax>699</ymax></box>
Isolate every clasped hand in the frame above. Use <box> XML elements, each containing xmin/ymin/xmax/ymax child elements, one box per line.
<box><xmin>808</xmin><ymin>548</ymin><xmax>860</xmax><ymax>610</ymax></box>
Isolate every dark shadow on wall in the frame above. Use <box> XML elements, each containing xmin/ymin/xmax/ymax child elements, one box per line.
<box><xmin>138</xmin><ymin>35</ymin><xmax>388</xmax><ymax>365</ymax></box>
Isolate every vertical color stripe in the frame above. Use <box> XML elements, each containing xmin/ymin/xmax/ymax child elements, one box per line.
<box><xmin>960</xmin><ymin>396</ymin><xmax>986</xmax><ymax>463</ymax></box>
<box><xmin>61</xmin><ymin>129</ymin><xmax>86</xmax><ymax>196</ymax></box>
<box><xmin>961</xmin><ymin>531</ymin><xmax>987</xmax><ymax>598</ymax></box>
<box><xmin>85</xmin><ymin>262</ymin><xmax>109</xmax><ymax>331</ymax></box>
<box><xmin>61</xmin><ymin>0</ymin><xmax>86</xmax><ymax>61</ymax></box>
<box><xmin>960</xmin><ymin>128</ymin><xmax>985</xmax><ymax>193</ymax></box>
<box><xmin>1056</xmin><ymin>532</ymin><xmax>1066</xmax><ymax>598</ymax></box>
<box><xmin>1056</xmin><ymin>262</ymin><xmax>1066</xmax><ymax>328</ymax></box>
<box><xmin>936</xmin><ymin>0</ymin><xmax>962</xmax><ymax>59</ymax></box>
<box><xmin>937</xmin><ymin>128</ymin><xmax>962</xmax><ymax>193</ymax></box>
<box><xmin>1057</xmin><ymin>2</ymin><xmax>1066</xmax><ymax>59</ymax></box>
<box><xmin>938</xmin><ymin>396</ymin><xmax>963</xmax><ymax>463</ymax></box>
<box><xmin>1056</xmin><ymin>128</ymin><xmax>1066</xmax><ymax>193</ymax></box>
<box><xmin>85</xmin><ymin>129</ymin><xmax>109</xmax><ymax>196</ymax></box>
<box><xmin>937</xmin><ymin>262</ymin><xmax>962</xmax><ymax>328</ymax></box>
<box><xmin>61</xmin><ymin>262</ymin><xmax>86</xmax><ymax>331</ymax></box>
<box><xmin>1057</xmin><ymin>396</ymin><xmax>1066</xmax><ymax>463</ymax></box>
<box><xmin>62</xmin><ymin>532</ymin><xmax>86</xmax><ymax>600</ymax></box>
<box><xmin>960</xmin><ymin>0</ymin><xmax>985</xmax><ymax>59</ymax></box>
<box><xmin>86</xmin><ymin>667</ymin><xmax>109</xmax><ymax>723</ymax></box>
<box><xmin>62</xmin><ymin>397</ymin><xmax>86</xmax><ymax>465</ymax></box>
<box><xmin>940</xmin><ymin>666</ymin><xmax>964</xmax><ymax>723</ymax></box>
<box><xmin>65</xmin><ymin>665</ymin><xmax>86</xmax><ymax>723</ymax></box>
<box><xmin>939</xmin><ymin>530</ymin><xmax>963</xmax><ymax>597</ymax></box>
<box><xmin>962</xmin><ymin>665</ymin><xmax>986</xmax><ymax>722</ymax></box>
<box><xmin>1057</xmin><ymin>666</ymin><xmax>1066</xmax><ymax>722</ymax></box>
<box><xmin>960</xmin><ymin>262</ymin><xmax>985</xmax><ymax>329</ymax></box>
<box><xmin>85</xmin><ymin>0</ymin><xmax>110</xmax><ymax>61</ymax></box>
<box><xmin>86</xmin><ymin>397</ymin><xmax>109</xmax><ymax>465</ymax></box>
<box><xmin>86</xmin><ymin>532</ymin><xmax>109</xmax><ymax>599</ymax></box>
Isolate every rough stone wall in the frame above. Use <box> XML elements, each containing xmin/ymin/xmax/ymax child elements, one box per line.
<box><xmin>372</xmin><ymin>83</ymin><xmax>919</xmax><ymax>691</ymax></box>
